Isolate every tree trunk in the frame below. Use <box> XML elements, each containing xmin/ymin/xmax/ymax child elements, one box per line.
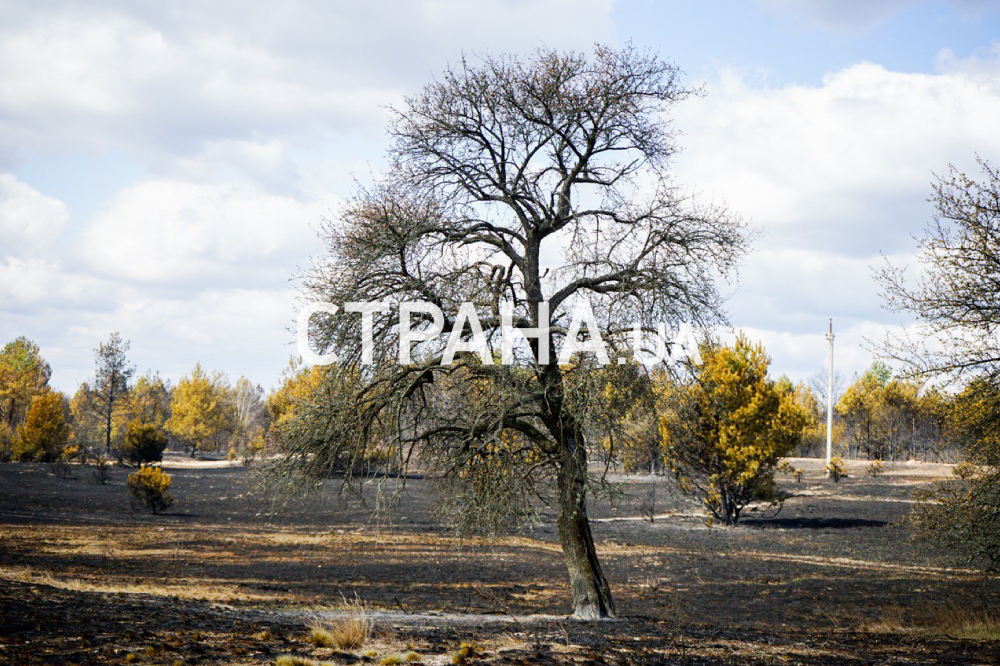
<box><xmin>555</xmin><ymin>427</ymin><xmax>616</xmax><ymax>620</ymax></box>
<box><xmin>104</xmin><ymin>401</ymin><xmax>113</xmax><ymax>456</ymax></box>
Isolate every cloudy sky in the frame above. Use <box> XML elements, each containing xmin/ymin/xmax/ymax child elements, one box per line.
<box><xmin>2</xmin><ymin>0</ymin><xmax>1000</xmax><ymax>392</ymax></box>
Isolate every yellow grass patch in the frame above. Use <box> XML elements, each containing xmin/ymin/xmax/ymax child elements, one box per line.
<box><xmin>308</xmin><ymin>595</ymin><xmax>372</xmax><ymax>650</ymax></box>
<box><xmin>0</xmin><ymin>565</ymin><xmax>290</xmax><ymax>603</ymax></box>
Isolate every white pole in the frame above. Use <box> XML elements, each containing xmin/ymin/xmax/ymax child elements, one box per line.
<box><xmin>825</xmin><ymin>318</ymin><xmax>835</xmax><ymax>467</ymax></box>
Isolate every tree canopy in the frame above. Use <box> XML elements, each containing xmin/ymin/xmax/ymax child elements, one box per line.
<box><xmin>0</xmin><ymin>337</ymin><xmax>52</xmax><ymax>431</ymax></box>
<box><xmin>166</xmin><ymin>364</ymin><xmax>234</xmax><ymax>456</ymax></box>
<box><xmin>660</xmin><ymin>335</ymin><xmax>806</xmax><ymax>525</ymax></box>
<box><xmin>881</xmin><ymin>156</ymin><xmax>1000</xmax><ymax>575</ymax></box>
<box><xmin>879</xmin><ymin>157</ymin><xmax>1000</xmax><ymax>382</ymax></box>
<box><xmin>91</xmin><ymin>333</ymin><xmax>135</xmax><ymax>455</ymax></box>
<box><xmin>15</xmin><ymin>390</ymin><xmax>69</xmax><ymax>463</ymax></box>
<box><xmin>272</xmin><ymin>44</ymin><xmax>750</xmax><ymax>619</ymax></box>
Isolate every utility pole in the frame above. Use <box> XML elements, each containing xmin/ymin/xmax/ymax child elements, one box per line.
<box><xmin>826</xmin><ymin>318</ymin><xmax>835</xmax><ymax>467</ymax></box>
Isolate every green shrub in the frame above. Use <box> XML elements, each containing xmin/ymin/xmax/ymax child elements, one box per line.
<box><xmin>127</xmin><ymin>464</ymin><xmax>174</xmax><ymax>513</ymax></box>
<box><xmin>120</xmin><ymin>419</ymin><xmax>168</xmax><ymax>464</ymax></box>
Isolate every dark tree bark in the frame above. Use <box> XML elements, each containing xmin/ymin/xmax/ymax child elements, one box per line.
<box><xmin>555</xmin><ymin>425</ymin><xmax>615</xmax><ymax>618</ymax></box>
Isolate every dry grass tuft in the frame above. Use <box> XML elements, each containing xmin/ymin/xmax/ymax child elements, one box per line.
<box><xmin>275</xmin><ymin>656</ymin><xmax>335</xmax><ymax>666</ymax></box>
<box><xmin>378</xmin><ymin>652</ymin><xmax>422</xmax><ymax>665</ymax></box>
<box><xmin>865</xmin><ymin>602</ymin><xmax>1000</xmax><ymax>641</ymax></box>
<box><xmin>496</xmin><ymin>632</ymin><xmax>526</xmax><ymax>652</ymax></box>
<box><xmin>450</xmin><ymin>641</ymin><xmax>481</xmax><ymax>665</ymax></box>
<box><xmin>307</xmin><ymin>596</ymin><xmax>372</xmax><ymax>650</ymax></box>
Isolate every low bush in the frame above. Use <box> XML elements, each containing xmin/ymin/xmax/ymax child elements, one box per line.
<box><xmin>120</xmin><ymin>420</ymin><xmax>167</xmax><ymax>465</ymax></box>
<box><xmin>126</xmin><ymin>464</ymin><xmax>174</xmax><ymax>514</ymax></box>
<box><xmin>52</xmin><ymin>444</ymin><xmax>81</xmax><ymax>478</ymax></box>
<box><xmin>90</xmin><ymin>455</ymin><xmax>112</xmax><ymax>485</ymax></box>
<box><xmin>379</xmin><ymin>655</ymin><xmax>405</xmax><ymax>666</ymax></box>
<box><xmin>778</xmin><ymin>460</ymin><xmax>803</xmax><ymax>483</ymax></box>
<box><xmin>825</xmin><ymin>456</ymin><xmax>847</xmax><ymax>482</ymax></box>
<box><xmin>450</xmin><ymin>642</ymin><xmax>481</xmax><ymax>665</ymax></box>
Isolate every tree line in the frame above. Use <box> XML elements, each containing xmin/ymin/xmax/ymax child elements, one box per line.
<box><xmin>0</xmin><ymin>335</ymin><xmax>325</xmax><ymax>466</ymax></box>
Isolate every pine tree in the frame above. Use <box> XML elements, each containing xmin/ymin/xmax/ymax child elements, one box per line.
<box><xmin>15</xmin><ymin>391</ymin><xmax>69</xmax><ymax>462</ymax></box>
<box><xmin>92</xmin><ymin>333</ymin><xmax>135</xmax><ymax>456</ymax></box>
<box><xmin>660</xmin><ymin>335</ymin><xmax>807</xmax><ymax>525</ymax></box>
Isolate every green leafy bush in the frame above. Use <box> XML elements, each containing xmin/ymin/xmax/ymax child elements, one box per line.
<box><xmin>120</xmin><ymin>419</ymin><xmax>168</xmax><ymax>464</ymax></box>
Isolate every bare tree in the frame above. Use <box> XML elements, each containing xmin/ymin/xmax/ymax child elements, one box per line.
<box><xmin>92</xmin><ymin>332</ymin><xmax>135</xmax><ymax>456</ymax></box>
<box><xmin>230</xmin><ymin>376</ymin><xmax>268</xmax><ymax>457</ymax></box>
<box><xmin>878</xmin><ymin>157</ymin><xmax>1000</xmax><ymax>382</ymax></box>
<box><xmin>808</xmin><ymin>369</ymin><xmax>845</xmax><ymax>407</ymax></box>
<box><xmin>879</xmin><ymin>157</ymin><xmax>1000</xmax><ymax>573</ymax></box>
<box><xmin>272</xmin><ymin>45</ymin><xmax>750</xmax><ymax>619</ymax></box>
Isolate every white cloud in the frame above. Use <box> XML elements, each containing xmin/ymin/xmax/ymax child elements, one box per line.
<box><xmin>77</xmin><ymin>178</ymin><xmax>337</xmax><ymax>289</ymax></box>
<box><xmin>4</xmin><ymin>1</ymin><xmax>999</xmax><ymax>389</ymax></box>
<box><xmin>674</xmin><ymin>59</ymin><xmax>1000</xmax><ymax>258</ymax></box>
<box><xmin>0</xmin><ymin>1</ymin><xmax>617</xmax><ymax>164</ymax></box>
<box><xmin>46</xmin><ymin>286</ymin><xmax>297</xmax><ymax>390</ymax></box>
<box><xmin>734</xmin><ymin>320</ymin><xmax>907</xmax><ymax>383</ymax></box>
<box><xmin>0</xmin><ymin>174</ymin><xmax>70</xmax><ymax>256</ymax></box>
<box><xmin>936</xmin><ymin>39</ymin><xmax>1000</xmax><ymax>76</ymax></box>
<box><xmin>669</xmin><ymin>51</ymin><xmax>1000</xmax><ymax>379</ymax></box>
<box><xmin>0</xmin><ymin>1</ymin><xmax>619</xmax><ymax>392</ymax></box>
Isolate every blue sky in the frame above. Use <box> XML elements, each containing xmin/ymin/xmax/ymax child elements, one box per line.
<box><xmin>617</xmin><ymin>0</ymin><xmax>1000</xmax><ymax>85</ymax></box>
<box><xmin>1</xmin><ymin>0</ymin><xmax>1000</xmax><ymax>392</ymax></box>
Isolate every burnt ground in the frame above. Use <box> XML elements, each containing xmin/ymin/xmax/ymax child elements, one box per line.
<box><xmin>1</xmin><ymin>456</ymin><xmax>998</xmax><ymax>665</ymax></box>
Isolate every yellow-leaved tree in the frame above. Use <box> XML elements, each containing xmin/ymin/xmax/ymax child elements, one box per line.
<box><xmin>15</xmin><ymin>390</ymin><xmax>70</xmax><ymax>462</ymax></box>
<box><xmin>660</xmin><ymin>335</ymin><xmax>807</xmax><ymax>525</ymax></box>
<box><xmin>791</xmin><ymin>380</ymin><xmax>832</xmax><ymax>457</ymax></box>
<box><xmin>267</xmin><ymin>357</ymin><xmax>328</xmax><ymax>429</ymax></box>
<box><xmin>0</xmin><ymin>337</ymin><xmax>52</xmax><ymax>460</ymax></box>
<box><xmin>836</xmin><ymin>362</ymin><xmax>947</xmax><ymax>461</ymax></box>
<box><xmin>127</xmin><ymin>373</ymin><xmax>172</xmax><ymax>429</ymax></box>
<box><xmin>587</xmin><ymin>362</ymin><xmax>661</xmax><ymax>474</ymax></box>
<box><xmin>166</xmin><ymin>364</ymin><xmax>233</xmax><ymax>457</ymax></box>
